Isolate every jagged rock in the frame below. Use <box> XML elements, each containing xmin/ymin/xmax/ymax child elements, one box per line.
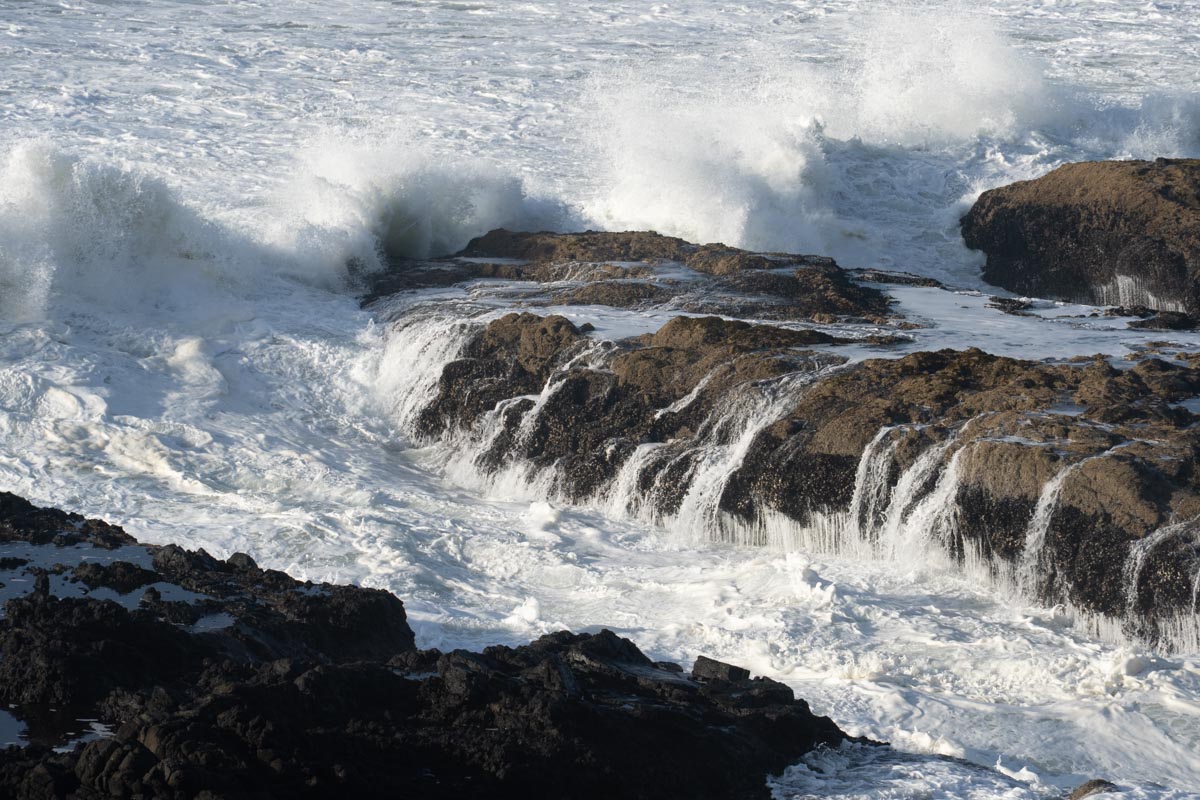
<box><xmin>0</xmin><ymin>493</ymin><xmax>135</xmax><ymax>550</ymax></box>
<box><xmin>415</xmin><ymin>312</ymin><xmax>591</xmax><ymax>439</ymax></box>
<box><xmin>0</xmin><ymin>496</ymin><xmax>857</xmax><ymax>800</ymax></box>
<box><xmin>414</xmin><ymin>312</ymin><xmax>847</xmax><ymax>500</ymax></box>
<box><xmin>71</xmin><ymin>561</ymin><xmax>158</xmax><ymax>594</ymax></box>
<box><xmin>727</xmin><ymin>349</ymin><xmax>1200</xmax><ymax>629</ymax></box>
<box><xmin>961</xmin><ymin>159</ymin><xmax>1200</xmax><ymax>313</ymax></box>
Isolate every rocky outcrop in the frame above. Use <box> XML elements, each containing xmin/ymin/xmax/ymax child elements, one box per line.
<box><xmin>409</xmin><ymin>304</ymin><xmax>1200</xmax><ymax>642</ymax></box>
<box><xmin>961</xmin><ymin>158</ymin><xmax>1200</xmax><ymax>313</ymax></box>
<box><xmin>0</xmin><ymin>493</ymin><xmax>855</xmax><ymax>799</ymax></box>
<box><xmin>359</xmin><ymin>224</ymin><xmax>1200</xmax><ymax>644</ymax></box>
<box><xmin>365</xmin><ymin>229</ymin><xmax>896</xmax><ymax>324</ymax></box>
<box><xmin>730</xmin><ymin>350</ymin><xmax>1200</xmax><ymax>630</ymax></box>
<box><xmin>415</xmin><ymin>312</ymin><xmax>849</xmax><ymax>500</ymax></box>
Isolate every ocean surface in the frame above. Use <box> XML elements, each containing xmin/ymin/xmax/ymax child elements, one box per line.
<box><xmin>1</xmin><ymin>1</ymin><xmax>1200</xmax><ymax>796</ymax></box>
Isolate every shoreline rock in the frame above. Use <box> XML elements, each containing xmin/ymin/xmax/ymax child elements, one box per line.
<box><xmin>358</xmin><ymin>226</ymin><xmax>1200</xmax><ymax>648</ymax></box>
<box><xmin>408</xmin><ymin>303</ymin><xmax>1200</xmax><ymax>642</ymax></box>
<box><xmin>961</xmin><ymin>158</ymin><xmax>1200</xmax><ymax>314</ymax></box>
<box><xmin>365</xmin><ymin>229</ymin><xmax>898</xmax><ymax>325</ymax></box>
<box><xmin>0</xmin><ymin>493</ymin><xmax>858</xmax><ymax>799</ymax></box>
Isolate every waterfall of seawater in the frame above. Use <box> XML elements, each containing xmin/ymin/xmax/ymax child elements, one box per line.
<box><xmin>670</xmin><ymin>362</ymin><xmax>841</xmax><ymax>546</ymax></box>
<box><xmin>380</xmin><ymin>311</ymin><xmax>1200</xmax><ymax>652</ymax></box>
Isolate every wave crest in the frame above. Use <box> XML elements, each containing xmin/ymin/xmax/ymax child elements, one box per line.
<box><xmin>0</xmin><ymin>137</ymin><xmax>567</xmax><ymax>322</ymax></box>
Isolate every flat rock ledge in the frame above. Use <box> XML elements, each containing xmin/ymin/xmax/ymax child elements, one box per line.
<box><xmin>0</xmin><ymin>493</ymin><xmax>856</xmax><ymax>800</ymax></box>
<box><xmin>364</xmin><ymin>228</ymin><xmax>898</xmax><ymax>325</ymax></box>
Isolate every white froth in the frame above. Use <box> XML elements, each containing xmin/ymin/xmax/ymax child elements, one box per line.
<box><xmin>0</xmin><ymin>1</ymin><xmax>1199</xmax><ymax>797</ymax></box>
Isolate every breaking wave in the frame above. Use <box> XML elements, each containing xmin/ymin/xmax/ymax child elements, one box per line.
<box><xmin>0</xmin><ymin>136</ymin><xmax>564</xmax><ymax>323</ymax></box>
<box><xmin>578</xmin><ymin>7</ymin><xmax>1200</xmax><ymax>279</ymax></box>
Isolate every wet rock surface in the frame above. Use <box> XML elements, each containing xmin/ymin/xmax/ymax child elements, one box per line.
<box><xmin>0</xmin><ymin>493</ymin><xmax>856</xmax><ymax>799</ymax></box>
<box><xmin>692</xmin><ymin>348</ymin><xmax>1200</xmax><ymax>632</ymax></box>
<box><xmin>365</xmin><ymin>228</ymin><xmax>897</xmax><ymax>324</ymax></box>
<box><xmin>363</xmin><ymin>226</ymin><xmax>1200</xmax><ymax>645</ymax></box>
<box><xmin>409</xmin><ymin>298</ymin><xmax>1200</xmax><ymax>641</ymax></box>
<box><xmin>415</xmin><ymin>311</ymin><xmax>850</xmax><ymax>501</ymax></box>
<box><xmin>961</xmin><ymin>158</ymin><xmax>1200</xmax><ymax>313</ymax></box>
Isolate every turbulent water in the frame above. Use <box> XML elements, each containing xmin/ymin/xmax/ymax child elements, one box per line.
<box><xmin>2</xmin><ymin>1</ymin><xmax>1200</xmax><ymax>796</ymax></box>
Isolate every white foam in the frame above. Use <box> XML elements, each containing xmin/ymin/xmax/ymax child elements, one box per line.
<box><xmin>0</xmin><ymin>1</ymin><xmax>1199</xmax><ymax>796</ymax></box>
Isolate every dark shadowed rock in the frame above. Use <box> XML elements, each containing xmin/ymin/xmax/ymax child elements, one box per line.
<box><xmin>71</xmin><ymin>561</ymin><xmax>159</xmax><ymax>594</ymax></box>
<box><xmin>961</xmin><ymin>159</ymin><xmax>1200</xmax><ymax>313</ymax></box>
<box><xmin>691</xmin><ymin>655</ymin><xmax>750</xmax><ymax>684</ymax></box>
<box><xmin>0</xmin><ymin>496</ymin><xmax>858</xmax><ymax>800</ymax></box>
<box><xmin>853</xmin><ymin>268</ymin><xmax>944</xmax><ymax>288</ymax></box>
<box><xmin>1128</xmin><ymin>311</ymin><xmax>1200</xmax><ymax>331</ymax></box>
<box><xmin>0</xmin><ymin>492</ymin><xmax>135</xmax><ymax>550</ymax></box>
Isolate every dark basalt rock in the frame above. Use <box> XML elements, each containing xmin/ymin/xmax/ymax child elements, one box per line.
<box><xmin>1128</xmin><ymin>311</ymin><xmax>1200</xmax><ymax>331</ymax></box>
<box><xmin>0</xmin><ymin>493</ymin><xmax>135</xmax><ymax>550</ymax></box>
<box><xmin>986</xmin><ymin>296</ymin><xmax>1034</xmax><ymax>316</ymax></box>
<box><xmin>71</xmin><ymin>561</ymin><xmax>159</xmax><ymax>594</ymax></box>
<box><xmin>0</xmin><ymin>496</ymin><xmax>857</xmax><ymax>800</ymax></box>
<box><xmin>853</xmin><ymin>268</ymin><xmax>944</xmax><ymax>288</ymax></box>
<box><xmin>961</xmin><ymin>158</ymin><xmax>1200</xmax><ymax>313</ymax></box>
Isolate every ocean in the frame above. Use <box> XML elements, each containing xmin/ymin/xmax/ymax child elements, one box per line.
<box><xmin>1</xmin><ymin>1</ymin><xmax>1199</xmax><ymax>796</ymax></box>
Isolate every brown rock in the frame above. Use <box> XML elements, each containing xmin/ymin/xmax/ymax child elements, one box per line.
<box><xmin>554</xmin><ymin>280</ymin><xmax>674</xmax><ymax>308</ymax></box>
<box><xmin>1069</xmin><ymin>778</ymin><xmax>1120</xmax><ymax>799</ymax></box>
<box><xmin>459</xmin><ymin>228</ymin><xmax>696</xmax><ymax>264</ymax></box>
<box><xmin>961</xmin><ymin>159</ymin><xmax>1200</xmax><ymax>313</ymax></box>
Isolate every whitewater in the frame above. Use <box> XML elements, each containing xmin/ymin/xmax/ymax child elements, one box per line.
<box><xmin>2</xmin><ymin>0</ymin><xmax>1200</xmax><ymax>796</ymax></box>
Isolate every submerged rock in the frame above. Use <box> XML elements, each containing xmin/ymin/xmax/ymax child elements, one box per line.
<box><xmin>0</xmin><ymin>493</ymin><xmax>856</xmax><ymax>800</ymax></box>
<box><xmin>961</xmin><ymin>158</ymin><xmax>1200</xmax><ymax>313</ymax></box>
